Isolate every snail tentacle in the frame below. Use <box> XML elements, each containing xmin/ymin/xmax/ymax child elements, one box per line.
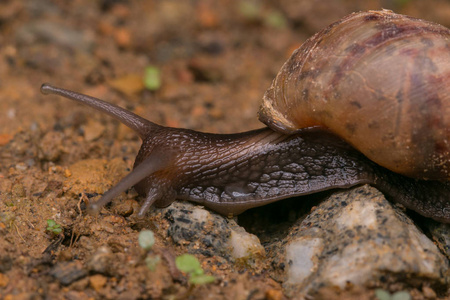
<box><xmin>88</xmin><ymin>148</ymin><xmax>172</xmax><ymax>214</ymax></box>
<box><xmin>41</xmin><ymin>83</ymin><xmax>156</xmax><ymax>139</ymax></box>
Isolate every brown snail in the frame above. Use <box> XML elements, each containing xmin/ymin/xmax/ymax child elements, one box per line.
<box><xmin>41</xmin><ymin>10</ymin><xmax>450</xmax><ymax>223</ymax></box>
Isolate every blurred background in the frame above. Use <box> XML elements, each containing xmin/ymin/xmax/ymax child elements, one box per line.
<box><xmin>0</xmin><ymin>2</ymin><xmax>449</xmax><ymax>297</ymax></box>
<box><xmin>0</xmin><ymin>0</ymin><xmax>449</xmax><ymax>142</ymax></box>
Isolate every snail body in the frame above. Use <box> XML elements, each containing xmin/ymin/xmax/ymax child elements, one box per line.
<box><xmin>41</xmin><ymin>10</ymin><xmax>450</xmax><ymax>222</ymax></box>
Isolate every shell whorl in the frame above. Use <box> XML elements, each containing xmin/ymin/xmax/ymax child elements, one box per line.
<box><xmin>258</xmin><ymin>10</ymin><xmax>450</xmax><ymax>180</ymax></box>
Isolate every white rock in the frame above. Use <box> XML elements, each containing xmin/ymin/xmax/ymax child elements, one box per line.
<box><xmin>273</xmin><ymin>185</ymin><xmax>448</xmax><ymax>297</ymax></box>
<box><xmin>228</xmin><ymin>222</ymin><xmax>265</xmax><ymax>259</ymax></box>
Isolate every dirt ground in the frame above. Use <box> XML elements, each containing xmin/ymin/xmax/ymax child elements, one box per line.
<box><xmin>1</xmin><ymin>1</ymin><xmax>450</xmax><ymax>299</ymax></box>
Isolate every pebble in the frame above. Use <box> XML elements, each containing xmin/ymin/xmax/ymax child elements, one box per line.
<box><xmin>11</xmin><ymin>183</ymin><xmax>26</xmax><ymax>197</ymax></box>
<box><xmin>0</xmin><ymin>273</ymin><xmax>9</xmax><ymax>287</ymax></box>
<box><xmin>89</xmin><ymin>274</ymin><xmax>107</xmax><ymax>292</ymax></box>
<box><xmin>265</xmin><ymin>288</ymin><xmax>283</xmax><ymax>300</ymax></box>
<box><xmin>86</xmin><ymin>246</ymin><xmax>114</xmax><ymax>275</ymax></box>
<box><xmin>63</xmin><ymin>158</ymin><xmax>128</xmax><ymax>196</ymax></box>
<box><xmin>112</xmin><ymin>199</ymin><xmax>139</xmax><ymax>217</ymax></box>
<box><xmin>83</xmin><ymin>119</ymin><xmax>105</xmax><ymax>142</ymax></box>
<box><xmin>108</xmin><ymin>74</ymin><xmax>145</xmax><ymax>96</ymax></box>
<box><xmin>49</xmin><ymin>261</ymin><xmax>88</xmax><ymax>286</ymax></box>
<box><xmin>159</xmin><ymin>202</ymin><xmax>264</xmax><ymax>262</ymax></box>
<box><xmin>15</xmin><ymin>20</ymin><xmax>94</xmax><ymax>52</ymax></box>
<box><xmin>0</xmin><ymin>256</ymin><xmax>13</xmax><ymax>272</ymax></box>
<box><xmin>64</xmin><ymin>168</ymin><xmax>72</xmax><ymax>178</ymax></box>
<box><xmin>422</xmin><ymin>286</ymin><xmax>437</xmax><ymax>299</ymax></box>
<box><xmin>162</xmin><ymin>202</ymin><xmax>231</xmax><ymax>257</ymax></box>
<box><xmin>227</xmin><ymin>221</ymin><xmax>265</xmax><ymax>260</ymax></box>
<box><xmin>113</xmin><ymin>27</ymin><xmax>132</xmax><ymax>49</ymax></box>
<box><xmin>0</xmin><ymin>134</ymin><xmax>13</xmax><ymax>146</ymax></box>
<box><xmin>38</xmin><ymin>131</ymin><xmax>64</xmax><ymax>162</ymax></box>
<box><xmin>63</xmin><ymin>291</ymin><xmax>91</xmax><ymax>300</ymax></box>
<box><xmin>14</xmin><ymin>162</ymin><xmax>27</xmax><ymax>172</ymax></box>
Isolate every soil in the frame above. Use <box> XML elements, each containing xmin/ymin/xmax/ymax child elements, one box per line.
<box><xmin>0</xmin><ymin>1</ymin><xmax>449</xmax><ymax>299</ymax></box>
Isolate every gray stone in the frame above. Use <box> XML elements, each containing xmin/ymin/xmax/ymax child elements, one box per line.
<box><xmin>150</xmin><ymin>185</ymin><xmax>449</xmax><ymax>296</ymax></box>
<box><xmin>15</xmin><ymin>20</ymin><xmax>94</xmax><ymax>52</ymax></box>
<box><xmin>158</xmin><ymin>202</ymin><xmax>264</xmax><ymax>262</ymax></box>
<box><xmin>266</xmin><ymin>185</ymin><xmax>449</xmax><ymax>298</ymax></box>
<box><xmin>50</xmin><ymin>261</ymin><xmax>87</xmax><ymax>286</ymax></box>
<box><xmin>86</xmin><ymin>246</ymin><xmax>115</xmax><ymax>275</ymax></box>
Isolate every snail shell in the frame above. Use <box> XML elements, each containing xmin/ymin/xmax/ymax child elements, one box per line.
<box><xmin>258</xmin><ymin>10</ymin><xmax>450</xmax><ymax>180</ymax></box>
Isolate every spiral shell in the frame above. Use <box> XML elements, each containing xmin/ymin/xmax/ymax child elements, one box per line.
<box><xmin>258</xmin><ymin>10</ymin><xmax>450</xmax><ymax>180</ymax></box>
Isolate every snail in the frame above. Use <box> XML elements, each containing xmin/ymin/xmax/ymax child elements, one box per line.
<box><xmin>41</xmin><ymin>10</ymin><xmax>450</xmax><ymax>223</ymax></box>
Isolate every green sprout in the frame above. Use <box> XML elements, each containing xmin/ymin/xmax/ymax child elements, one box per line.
<box><xmin>143</xmin><ymin>66</ymin><xmax>161</xmax><ymax>91</ymax></box>
<box><xmin>264</xmin><ymin>11</ymin><xmax>287</xmax><ymax>29</ymax></box>
<box><xmin>175</xmin><ymin>254</ymin><xmax>215</xmax><ymax>285</ymax></box>
<box><xmin>138</xmin><ymin>230</ymin><xmax>155</xmax><ymax>251</ymax></box>
<box><xmin>238</xmin><ymin>1</ymin><xmax>261</xmax><ymax>20</ymax></box>
<box><xmin>375</xmin><ymin>289</ymin><xmax>411</xmax><ymax>300</ymax></box>
<box><xmin>46</xmin><ymin>219</ymin><xmax>62</xmax><ymax>235</ymax></box>
<box><xmin>138</xmin><ymin>230</ymin><xmax>160</xmax><ymax>271</ymax></box>
<box><xmin>145</xmin><ymin>255</ymin><xmax>161</xmax><ymax>271</ymax></box>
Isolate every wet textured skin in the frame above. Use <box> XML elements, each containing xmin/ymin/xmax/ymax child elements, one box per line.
<box><xmin>133</xmin><ymin>126</ymin><xmax>450</xmax><ymax>221</ymax></box>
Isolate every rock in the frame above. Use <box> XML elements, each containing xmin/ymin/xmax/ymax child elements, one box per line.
<box><xmin>160</xmin><ymin>202</ymin><xmax>264</xmax><ymax>262</ymax></box>
<box><xmin>86</xmin><ymin>246</ymin><xmax>114</xmax><ymax>275</ymax></box>
<box><xmin>50</xmin><ymin>261</ymin><xmax>88</xmax><ymax>286</ymax></box>
<box><xmin>0</xmin><ymin>255</ymin><xmax>13</xmax><ymax>272</ymax></box>
<box><xmin>0</xmin><ymin>273</ymin><xmax>9</xmax><ymax>288</ymax></box>
<box><xmin>162</xmin><ymin>202</ymin><xmax>231</xmax><ymax>258</ymax></box>
<box><xmin>228</xmin><ymin>222</ymin><xmax>265</xmax><ymax>260</ymax></box>
<box><xmin>0</xmin><ymin>134</ymin><xmax>13</xmax><ymax>146</ymax></box>
<box><xmin>89</xmin><ymin>274</ymin><xmax>107</xmax><ymax>292</ymax></box>
<box><xmin>15</xmin><ymin>20</ymin><xmax>94</xmax><ymax>52</ymax></box>
<box><xmin>265</xmin><ymin>185</ymin><xmax>449</xmax><ymax>298</ymax></box>
<box><xmin>422</xmin><ymin>286</ymin><xmax>438</xmax><ymax>299</ymax></box>
<box><xmin>63</xmin><ymin>158</ymin><xmax>128</xmax><ymax>196</ymax></box>
<box><xmin>83</xmin><ymin>119</ymin><xmax>105</xmax><ymax>142</ymax></box>
<box><xmin>38</xmin><ymin>131</ymin><xmax>64</xmax><ymax>161</ymax></box>
<box><xmin>63</xmin><ymin>290</ymin><xmax>91</xmax><ymax>300</ymax></box>
<box><xmin>153</xmin><ymin>186</ymin><xmax>449</xmax><ymax>296</ymax></box>
<box><xmin>111</xmin><ymin>199</ymin><xmax>139</xmax><ymax>217</ymax></box>
<box><xmin>107</xmin><ymin>73</ymin><xmax>145</xmax><ymax>96</ymax></box>
<box><xmin>11</xmin><ymin>183</ymin><xmax>26</xmax><ymax>198</ymax></box>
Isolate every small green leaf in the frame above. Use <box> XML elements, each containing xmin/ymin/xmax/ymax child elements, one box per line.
<box><xmin>192</xmin><ymin>268</ymin><xmax>204</xmax><ymax>276</ymax></box>
<box><xmin>392</xmin><ymin>291</ymin><xmax>411</xmax><ymax>300</ymax></box>
<box><xmin>238</xmin><ymin>1</ymin><xmax>260</xmax><ymax>20</ymax></box>
<box><xmin>143</xmin><ymin>66</ymin><xmax>161</xmax><ymax>91</ymax></box>
<box><xmin>47</xmin><ymin>219</ymin><xmax>56</xmax><ymax>227</ymax></box>
<box><xmin>52</xmin><ymin>227</ymin><xmax>62</xmax><ymax>234</ymax></box>
<box><xmin>175</xmin><ymin>254</ymin><xmax>202</xmax><ymax>273</ymax></box>
<box><xmin>46</xmin><ymin>219</ymin><xmax>62</xmax><ymax>234</ymax></box>
<box><xmin>264</xmin><ymin>11</ymin><xmax>287</xmax><ymax>29</ymax></box>
<box><xmin>138</xmin><ymin>230</ymin><xmax>155</xmax><ymax>250</ymax></box>
<box><xmin>375</xmin><ymin>289</ymin><xmax>392</xmax><ymax>300</ymax></box>
<box><xmin>145</xmin><ymin>255</ymin><xmax>160</xmax><ymax>271</ymax></box>
<box><xmin>190</xmin><ymin>274</ymin><xmax>215</xmax><ymax>285</ymax></box>
<box><xmin>175</xmin><ymin>254</ymin><xmax>215</xmax><ymax>285</ymax></box>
